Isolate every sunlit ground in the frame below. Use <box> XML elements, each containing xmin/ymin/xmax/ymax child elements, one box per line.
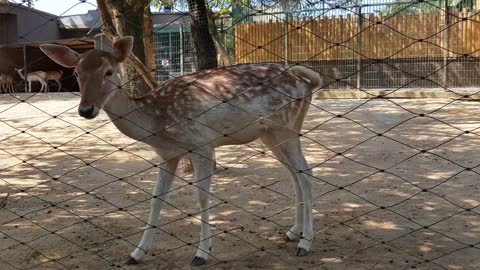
<box><xmin>0</xmin><ymin>93</ymin><xmax>479</xmax><ymax>270</ymax></box>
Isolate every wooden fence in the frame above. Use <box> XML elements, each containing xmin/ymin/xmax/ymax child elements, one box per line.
<box><xmin>234</xmin><ymin>10</ymin><xmax>480</xmax><ymax>63</ymax></box>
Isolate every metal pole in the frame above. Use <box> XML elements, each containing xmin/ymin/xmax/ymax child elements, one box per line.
<box><xmin>168</xmin><ymin>31</ymin><xmax>172</xmax><ymax>76</ymax></box>
<box><xmin>443</xmin><ymin>0</ymin><xmax>449</xmax><ymax>87</ymax></box>
<box><xmin>356</xmin><ymin>4</ymin><xmax>362</xmax><ymax>89</ymax></box>
<box><xmin>284</xmin><ymin>14</ymin><xmax>289</xmax><ymax>66</ymax></box>
<box><xmin>23</xmin><ymin>45</ymin><xmax>27</xmax><ymax>93</ymax></box>
<box><xmin>180</xmin><ymin>23</ymin><xmax>184</xmax><ymax>75</ymax></box>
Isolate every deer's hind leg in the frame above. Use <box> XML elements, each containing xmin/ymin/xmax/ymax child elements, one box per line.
<box><xmin>190</xmin><ymin>147</ymin><xmax>215</xmax><ymax>266</ymax></box>
<box><xmin>261</xmin><ymin>130</ymin><xmax>313</xmax><ymax>256</ymax></box>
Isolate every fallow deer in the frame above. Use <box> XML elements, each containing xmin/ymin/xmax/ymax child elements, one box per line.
<box><xmin>40</xmin><ymin>36</ymin><xmax>321</xmax><ymax>266</ymax></box>
<box><xmin>0</xmin><ymin>73</ymin><xmax>15</xmax><ymax>93</ymax></box>
<box><xmin>15</xmin><ymin>68</ymin><xmax>47</xmax><ymax>93</ymax></box>
<box><xmin>45</xmin><ymin>70</ymin><xmax>63</xmax><ymax>91</ymax></box>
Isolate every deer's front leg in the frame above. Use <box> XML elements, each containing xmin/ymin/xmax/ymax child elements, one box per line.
<box><xmin>190</xmin><ymin>148</ymin><xmax>214</xmax><ymax>266</ymax></box>
<box><xmin>126</xmin><ymin>158</ymin><xmax>179</xmax><ymax>264</ymax></box>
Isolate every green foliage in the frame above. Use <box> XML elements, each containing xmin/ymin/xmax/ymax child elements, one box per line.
<box><xmin>21</xmin><ymin>0</ymin><xmax>37</xmax><ymax>7</ymax></box>
<box><xmin>151</xmin><ymin>0</ymin><xmax>236</xmax><ymax>12</ymax></box>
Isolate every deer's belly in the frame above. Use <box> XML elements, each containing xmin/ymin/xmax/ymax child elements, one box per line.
<box><xmin>211</xmin><ymin>123</ymin><xmax>267</xmax><ymax>147</ymax></box>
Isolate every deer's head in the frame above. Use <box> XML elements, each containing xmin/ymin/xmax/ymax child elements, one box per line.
<box><xmin>40</xmin><ymin>36</ymin><xmax>133</xmax><ymax>119</ymax></box>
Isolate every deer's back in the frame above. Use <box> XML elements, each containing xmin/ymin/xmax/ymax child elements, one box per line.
<box><xmin>138</xmin><ymin>64</ymin><xmax>313</xmax><ymax>148</ymax></box>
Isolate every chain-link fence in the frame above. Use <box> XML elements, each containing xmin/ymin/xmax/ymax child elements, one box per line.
<box><xmin>0</xmin><ymin>0</ymin><xmax>479</xmax><ymax>269</ymax></box>
<box><xmin>153</xmin><ymin>14</ymin><xmax>197</xmax><ymax>81</ymax></box>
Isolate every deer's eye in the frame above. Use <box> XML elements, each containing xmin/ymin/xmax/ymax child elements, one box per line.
<box><xmin>105</xmin><ymin>70</ymin><xmax>113</xmax><ymax>77</ymax></box>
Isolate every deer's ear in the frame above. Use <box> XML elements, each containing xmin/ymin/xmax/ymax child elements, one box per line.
<box><xmin>113</xmin><ymin>36</ymin><xmax>133</xmax><ymax>62</ymax></box>
<box><xmin>40</xmin><ymin>44</ymin><xmax>80</xmax><ymax>68</ymax></box>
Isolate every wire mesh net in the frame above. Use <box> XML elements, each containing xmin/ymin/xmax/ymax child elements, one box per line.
<box><xmin>0</xmin><ymin>0</ymin><xmax>479</xmax><ymax>270</ymax></box>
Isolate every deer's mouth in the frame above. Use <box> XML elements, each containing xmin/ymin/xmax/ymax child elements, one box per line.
<box><xmin>78</xmin><ymin>105</ymin><xmax>99</xmax><ymax>119</ymax></box>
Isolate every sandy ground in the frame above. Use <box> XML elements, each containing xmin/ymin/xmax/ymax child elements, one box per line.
<box><xmin>0</xmin><ymin>93</ymin><xmax>479</xmax><ymax>270</ymax></box>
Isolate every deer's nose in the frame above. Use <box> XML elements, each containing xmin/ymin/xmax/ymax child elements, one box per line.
<box><xmin>78</xmin><ymin>105</ymin><xmax>95</xmax><ymax>119</ymax></box>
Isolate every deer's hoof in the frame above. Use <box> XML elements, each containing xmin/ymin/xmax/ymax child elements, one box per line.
<box><xmin>124</xmin><ymin>255</ymin><xmax>138</xmax><ymax>265</ymax></box>
<box><xmin>191</xmin><ymin>256</ymin><xmax>207</xmax><ymax>266</ymax></box>
<box><xmin>284</xmin><ymin>233</ymin><xmax>297</xmax><ymax>242</ymax></box>
<box><xmin>296</xmin><ymin>247</ymin><xmax>308</xmax><ymax>257</ymax></box>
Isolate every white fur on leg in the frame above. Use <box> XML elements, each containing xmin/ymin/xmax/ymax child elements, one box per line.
<box><xmin>130</xmin><ymin>159</ymin><xmax>178</xmax><ymax>261</ymax></box>
<box><xmin>194</xmin><ymin>209</ymin><xmax>212</xmax><ymax>260</ymax></box>
<box><xmin>191</xmin><ymin>149</ymin><xmax>214</xmax><ymax>263</ymax></box>
<box><xmin>286</xmin><ymin>169</ymin><xmax>304</xmax><ymax>241</ymax></box>
<box><xmin>261</xmin><ymin>133</ymin><xmax>314</xmax><ymax>254</ymax></box>
<box><xmin>297</xmin><ymin>168</ymin><xmax>313</xmax><ymax>252</ymax></box>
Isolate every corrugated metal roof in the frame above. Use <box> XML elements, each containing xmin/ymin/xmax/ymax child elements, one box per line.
<box><xmin>58</xmin><ymin>10</ymin><xmax>102</xmax><ymax>30</ymax></box>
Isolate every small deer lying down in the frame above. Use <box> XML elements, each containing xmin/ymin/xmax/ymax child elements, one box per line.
<box><xmin>40</xmin><ymin>37</ymin><xmax>321</xmax><ymax>266</ymax></box>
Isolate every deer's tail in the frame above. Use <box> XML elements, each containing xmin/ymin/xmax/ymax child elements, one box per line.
<box><xmin>288</xmin><ymin>65</ymin><xmax>322</xmax><ymax>89</ymax></box>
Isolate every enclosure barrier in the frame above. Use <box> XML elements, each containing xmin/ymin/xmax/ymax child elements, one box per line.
<box><xmin>0</xmin><ymin>0</ymin><xmax>479</xmax><ymax>270</ymax></box>
<box><xmin>230</xmin><ymin>2</ymin><xmax>480</xmax><ymax>88</ymax></box>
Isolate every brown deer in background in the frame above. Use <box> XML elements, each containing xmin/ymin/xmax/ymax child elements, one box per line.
<box><xmin>0</xmin><ymin>73</ymin><xmax>15</xmax><ymax>93</ymax></box>
<box><xmin>45</xmin><ymin>70</ymin><xmax>63</xmax><ymax>91</ymax></box>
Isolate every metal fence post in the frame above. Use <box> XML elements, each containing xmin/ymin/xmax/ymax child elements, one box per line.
<box><xmin>23</xmin><ymin>45</ymin><xmax>27</xmax><ymax>93</ymax></box>
<box><xmin>284</xmin><ymin>14</ymin><xmax>289</xmax><ymax>66</ymax></box>
<box><xmin>443</xmin><ymin>0</ymin><xmax>449</xmax><ymax>87</ymax></box>
<box><xmin>356</xmin><ymin>4</ymin><xmax>362</xmax><ymax>89</ymax></box>
<box><xmin>180</xmin><ymin>23</ymin><xmax>184</xmax><ymax>75</ymax></box>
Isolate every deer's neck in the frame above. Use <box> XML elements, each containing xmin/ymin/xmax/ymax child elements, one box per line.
<box><xmin>102</xmin><ymin>89</ymin><xmax>159</xmax><ymax>143</ymax></box>
<box><xmin>103</xmin><ymin>89</ymin><xmax>138</xmax><ymax>118</ymax></box>
<box><xmin>17</xmin><ymin>71</ymin><xmax>25</xmax><ymax>80</ymax></box>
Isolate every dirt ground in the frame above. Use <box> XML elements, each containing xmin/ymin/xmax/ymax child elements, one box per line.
<box><xmin>0</xmin><ymin>93</ymin><xmax>479</xmax><ymax>270</ymax></box>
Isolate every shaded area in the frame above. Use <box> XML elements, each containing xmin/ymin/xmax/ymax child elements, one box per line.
<box><xmin>0</xmin><ymin>93</ymin><xmax>479</xmax><ymax>270</ymax></box>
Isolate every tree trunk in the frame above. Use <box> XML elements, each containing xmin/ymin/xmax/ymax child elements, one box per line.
<box><xmin>187</xmin><ymin>0</ymin><xmax>218</xmax><ymax>70</ymax></box>
<box><xmin>181</xmin><ymin>0</ymin><xmax>219</xmax><ymax>173</ymax></box>
<box><xmin>97</xmin><ymin>0</ymin><xmax>157</xmax><ymax>92</ymax></box>
<box><xmin>208</xmin><ymin>12</ymin><xmax>233</xmax><ymax>67</ymax></box>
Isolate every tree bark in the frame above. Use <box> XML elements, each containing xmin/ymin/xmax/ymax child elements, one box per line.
<box><xmin>97</xmin><ymin>0</ymin><xmax>157</xmax><ymax>92</ymax></box>
<box><xmin>208</xmin><ymin>12</ymin><xmax>233</xmax><ymax>67</ymax></box>
<box><xmin>187</xmin><ymin>0</ymin><xmax>218</xmax><ymax>70</ymax></box>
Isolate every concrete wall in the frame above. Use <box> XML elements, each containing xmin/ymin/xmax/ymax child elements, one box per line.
<box><xmin>0</xmin><ymin>3</ymin><xmax>59</xmax><ymax>45</ymax></box>
<box><xmin>0</xmin><ymin>13</ymin><xmax>17</xmax><ymax>45</ymax></box>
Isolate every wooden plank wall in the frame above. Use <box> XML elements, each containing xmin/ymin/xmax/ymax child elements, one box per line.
<box><xmin>234</xmin><ymin>11</ymin><xmax>480</xmax><ymax>63</ymax></box>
